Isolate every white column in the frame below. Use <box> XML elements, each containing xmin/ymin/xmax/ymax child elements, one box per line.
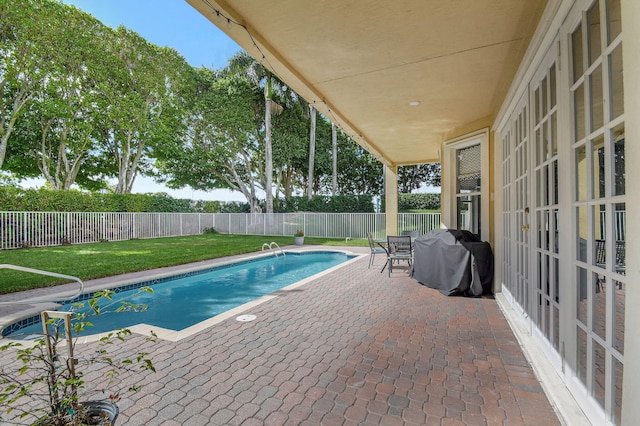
<box><xmin>384</xmin><ymin>165</ymin><xmax>398</xmax><ymax>237</ymax></box>
<box><xmin>621</xmin><ymin>0</ymin><xmax>640</xmax><ymax>424</ymax></box>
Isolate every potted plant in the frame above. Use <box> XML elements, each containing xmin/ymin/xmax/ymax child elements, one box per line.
<box><xmin>294</xmin><ymin>229</ymin><xmax>304</xmax><ymax>245</ymax></box>
<box><xmin>0</xmin><ymin>287</ymin><xmax>157</xmax><ymax>425</ymax></box>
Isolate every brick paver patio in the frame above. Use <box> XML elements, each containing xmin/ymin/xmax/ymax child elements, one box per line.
<box><xmin>0</xmin><ymin>246</ymin><xmax>560</xmax><ymax>425</ymax></box>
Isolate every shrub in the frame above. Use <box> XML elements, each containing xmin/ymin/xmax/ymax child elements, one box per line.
<box><xmin>279</xmin><ymin>195</ymin><xmax>374</xmax><ymax>213</ymax></box>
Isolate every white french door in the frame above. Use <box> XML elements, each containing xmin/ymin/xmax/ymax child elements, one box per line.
<box><xmin>530</xmin><ymin>44</ymin><xmax>562</xmax><ymax>354</ymax></box>
<box><xmin>501</xmin><ymin>92</ymin><xmax>531</xmax><ymax>314</ymax></box>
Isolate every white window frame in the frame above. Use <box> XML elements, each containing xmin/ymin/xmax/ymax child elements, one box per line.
<box><xmin>443</xmin><ymin>129</ymin><xmax>490</xmax><ymax>241</ymax></box>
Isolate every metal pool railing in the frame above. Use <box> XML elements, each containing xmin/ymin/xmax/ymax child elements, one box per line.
<box><xmin>0</xmin><ymin>264</ymin><xmax>84</xmax><ymax>306</ymax></box>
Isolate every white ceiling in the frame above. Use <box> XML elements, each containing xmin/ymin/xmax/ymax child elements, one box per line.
<box><xmin>186</xmin><ymin>0</ymin><xmax>548</xmax><ymax>167</ymax></box>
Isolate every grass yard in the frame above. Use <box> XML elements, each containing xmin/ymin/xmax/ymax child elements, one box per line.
<box><xmin>0</xmin><ymin>234</ymin><xmax>367</xmax><ymax>295</ymax></box>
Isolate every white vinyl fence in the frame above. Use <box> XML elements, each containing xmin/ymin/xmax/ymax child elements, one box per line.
<box><xmin>0</xmin><ymin>212</ymin><xmax>443</xmax><ymax>250</ymax></box>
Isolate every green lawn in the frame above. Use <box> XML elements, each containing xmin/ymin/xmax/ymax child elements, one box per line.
<box><xmin>0</xmin><ymin>234</ymin><xmax>367</xmax><ymax>295</ymax></box>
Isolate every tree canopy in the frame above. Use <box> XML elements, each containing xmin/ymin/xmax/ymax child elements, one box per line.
<box><xmin>0</xmin><ymin>0</ymin><xmax>440</xmax><ymax>207</ymax></box>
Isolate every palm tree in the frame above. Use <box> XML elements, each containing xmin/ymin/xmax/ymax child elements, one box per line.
<box><xmin>226</xmin><ymin>52</ymin><xmax>283</xmax><ymax>213</ymax></box>
<box><xmin>332</xmin><ymin>123</ymin><xmax>338</xmax><ymax>195</ymax></box>
<box><xmin>307</xmin><ymin>104</ymin><xmax>316</xmax><ymax>200</ymax></box>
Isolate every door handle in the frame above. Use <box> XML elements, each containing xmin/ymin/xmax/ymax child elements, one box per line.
<box><xmin>521</xmin><ymin>224</ymin><xmax>530</xmax><ymax>231</ymax></box>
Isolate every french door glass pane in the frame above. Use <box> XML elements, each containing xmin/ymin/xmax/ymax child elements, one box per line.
<box><xmin>576</xmin><ymin>145</ymin><xmax>587</xmax><ymax>201</ymax></box>
<box><xmin>592</xmin><ymin>271</ymin><xmax>606</xmax><ymax>340</ymax></box>
<box><xmin>590</xmin><ymin>65</ymin><xmax>604</xmax><ymax>131</ymax></box>
<box><xmin>593</xmin><ymin>204</ymin><xmax>606</xmax><ymax>261</ymax></box>
<box><xmin>554</xmin><ymin>305</ymin><xmax>560</xmax><ymax>349</ymax></box>
<box><xmin>553</xmin><ymin>208</ymin><xmax>559</xmax><ymax>253</ymax></box>
<box><xmin>572</xmin><ymin>24</ymin><xmax>584</xmax><ymax>83</ymax></box>
<box><xmin>577</xmin><ymin>206</ymin><xmax>587</xmax><ymax>262</ymax></box>
<box><xmin>550</xmin><ymin>64</ymin><xmax>557</xmax><ymax>107</ymax></box>
<box><xmin>592</xmin><ymin>135</ymin><xmax>605</xmax><ymax>199</ymax></box>
<box><xmin>614</xmin><ymin>203</ymin><xmax>625</xmax><ymax>269</ymax></box>
<box><xmin>587</xmin><ymin>2</ymin><xmax>602</xmax><ymax>65</ymax></box>
<box><xmin>550</xmin><ymin>112</ymin><xmax>558</xmax><ymax>156</ymax></box>
<box><xmin>614</xmin><ymin>357</ymin><xmax>623</xmax><ymax>424</ymax></box>
<box><xmin>552</xmin><ymin>161</ymin><xmax>559</xmax><ymax>205</ymax></box>
<box><xmin>574</xmin><ymin>83</ymin><xmax>585</xmax><ymax>141</ymax></box>
<box><xmin>614</xmin><ymin>280</ymin><xmax>624</xmax><ymax>354</ymax></box>
<box><xmin>594</xmin><ymin>341</ymin><xmax>606</xmax><ymax>407</ymax></box>
<box><xmin>613</xmin><ymin>124</ymin><xmax>625</xmax><ymax>196</ymax></box>
<box><xmin>577</xmin><ymin>326</ymin><xmax>588</xmax><ymax>383</ymax></box>
<box><xmin>609</xmin><ymin>44</ymin><xmax>624</xmax><ymax>119</ymax></box>
<box><xmin>577</xmin><ymin>266</ymin><xmax>588</xmax><ymax>325</ymax></box>
<box><xmin>607</xmin><ymin>0</ymin><xmax>621</xmax><ymax>44</ymax></box>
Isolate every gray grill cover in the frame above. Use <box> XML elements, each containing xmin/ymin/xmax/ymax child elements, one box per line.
<box><xmin>413</xmin><ymin>229</ymin><xmax>493</xmax><ymax>296</ymax></box>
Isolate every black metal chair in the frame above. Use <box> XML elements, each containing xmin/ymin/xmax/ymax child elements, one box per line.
<box><xmin>615</xmin><ymin>240</ymin><xmax>625</xmax><ymax>274</ymax></box>
<box><xmin>595</xmin><ymin>239</ymin><xmax>606</xmax><ymax>269</ymax></box>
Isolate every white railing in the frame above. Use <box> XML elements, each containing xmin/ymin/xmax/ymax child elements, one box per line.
<box><xmin>0</xmin><ymin>211</ymin><xmax>443</xmax><ymax>250</ymax></box>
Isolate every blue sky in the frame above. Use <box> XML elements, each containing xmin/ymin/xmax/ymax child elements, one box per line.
<box><xmin>57</xmin><ymin>0</ymin><xmax>246</xmax><ymax>201</ymax></box>
<box><xmin>62</xmin><ymin>0</ymin><xmax>241</xmax><ymax>69</ymax></box>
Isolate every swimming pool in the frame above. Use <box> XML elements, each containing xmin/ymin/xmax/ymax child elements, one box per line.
<box><xmin>4</xmin><ymin>251</ymin><xmax>356</xmax><ymax>339</ymax></box>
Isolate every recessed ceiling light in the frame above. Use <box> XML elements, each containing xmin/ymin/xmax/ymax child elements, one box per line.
<box><xmin>409</xmin><ymin>101</ymin><xmax>420</xmax><ymax>106</ymax></box>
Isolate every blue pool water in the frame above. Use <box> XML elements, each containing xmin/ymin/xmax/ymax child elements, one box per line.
<box><xmin>7</xmin><ymin>251</ymin><xmax>353</xmax><ymax>338</ymax></box>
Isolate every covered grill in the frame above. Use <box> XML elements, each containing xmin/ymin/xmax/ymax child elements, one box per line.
<box><xmin>412</xmin><ymin>229</ymin><xmax>493</xmax><ymax>297</ymax></box>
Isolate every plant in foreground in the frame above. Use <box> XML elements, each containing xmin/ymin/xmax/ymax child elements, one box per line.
<box><xmin>0</xmin><ymin>287</ymin><xmax>157</xmax><ymax>425</ymax></box>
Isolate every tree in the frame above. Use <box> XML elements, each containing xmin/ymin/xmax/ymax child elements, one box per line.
<box><xmin>0</xmin><ymin>0</ymin><xmax>75</xmax><ymax>169</ymax></box>
<box><xmin>227</xmin><ymin>52</ymin><xmax>285</xmax><ymax>213</ymax></box>
<box><xmin>336</xmin><ymin>135</ymin><xmax>383</xmax><ymax>195</ymax></box>
<box><xmin>6</xmin><ymin>5</ymin><xmax>109</xmax><ymax>189</ymax></box>
<box><xmin>270</xmin><ymin>91</ymin><xmax>309</xmax><ymax>199</ymax></box>
<box><xmin>398</xmin><ymin>163</ymin><xmax>441</xmax><ymax>193</ymax></box>
<box><xmin>156</xmin><ymin>69</ymin><xmax>267</xmax><ymax>212</ymax></box>
<box><xmin>332</xmin><ymin>123</ymin><xmax>338</xmax><ymax>195</ymax></box>
<box><xmin>99</xmin><ymin>27</ymin><xmax>192</xmax><ymax>194</ymax></box>
<box><xmin>307</xmin><ymin>105</ymin><xmax>316</xmax><ymax>199</ymax></box>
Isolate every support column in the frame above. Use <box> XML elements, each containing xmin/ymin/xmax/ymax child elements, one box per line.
<box><xmin>384</xmin><ymin>164</ymin><xmax>398</xmax><ymax>237</ymax></box>
<box><xmin>621</xmin><ymin>1</ymin><xmax>640</xmax><ymax>424</ymax></box>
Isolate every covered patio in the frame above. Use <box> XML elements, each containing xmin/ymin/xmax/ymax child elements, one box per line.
<box><xmin>0</xmin><ymin>248</ymin><xmax>561</xmax><ymax>425</ymax></box>
<box><xmin>184</xmin><ymin>1</ymin><xmax>640</xmax><ymax>424</ymax></box>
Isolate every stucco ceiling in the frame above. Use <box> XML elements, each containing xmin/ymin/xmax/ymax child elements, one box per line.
<box><xmin>185</xmin><ymin>0</ymin><xmax>548</xmax><ymax>167</ymax></box>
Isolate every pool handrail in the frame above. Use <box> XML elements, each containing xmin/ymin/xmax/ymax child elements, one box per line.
<box><xmin>261</xmin><ymin>242</ymin><xmax>285</xmax><ymax>257</ymax></box>
<box><xmin>0</xmin><ymin>264</ymin><xmax>84</xmax><ymax>306</ymax></box>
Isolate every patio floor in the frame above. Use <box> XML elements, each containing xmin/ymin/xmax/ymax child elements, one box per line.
<box><xmin>0</xmin><ymin>246</ymin><xmax>561</xmax><ymax>425</ymax></box>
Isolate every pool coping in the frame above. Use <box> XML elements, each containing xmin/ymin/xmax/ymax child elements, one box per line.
<box><xmin>0</xmin><ymin>246</ymin><xmax>366</xmax><ymax>343</ymax></box>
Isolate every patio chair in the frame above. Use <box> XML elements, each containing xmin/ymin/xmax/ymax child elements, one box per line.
<box><xmin>367</xmin><ymin>232</ymin><xmax>387</xmax><ymax>269</ymax></box>
<box><xmin>595</xmin><ymin>239</ymin><xmax>606</xmax><ymax>292</ymax></box>
<box><xmin>615</xmin><ymin>240</ymin><xmax>625</xmax><ymax>274</ymax></box>
<box><xmin>382</xmin><ymin>235</ymin><xmax>413</xmax><ymax>277</ymax></box>
<box><xmin>402</xmin><ymin>230</ymin><xmax>420</xmax><ymax>239</ymax></box>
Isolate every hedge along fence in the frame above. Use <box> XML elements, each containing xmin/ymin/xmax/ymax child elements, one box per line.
<box><xmin>277</xmin><ymin>195</ymin><xmax>374</xmax><ymax>213</ymax></box>
<box><xmin>0</xmin><ymin>187</ymin><xmax>222</xmax><ymax>213</ymax></box>
<box><xmin>378</xmin><ymin>193</ymin><xmax>441</xmax><ymax>212</ymax></box>
<box><xmin>0</xmin><ymin>187</ymin><xmax>375</xmax><ymax>214</ymax></box>
<box><xmin>398</xmin><ymin>193</ymin><xmax>441</xmax><ymax>211</ymax></box>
